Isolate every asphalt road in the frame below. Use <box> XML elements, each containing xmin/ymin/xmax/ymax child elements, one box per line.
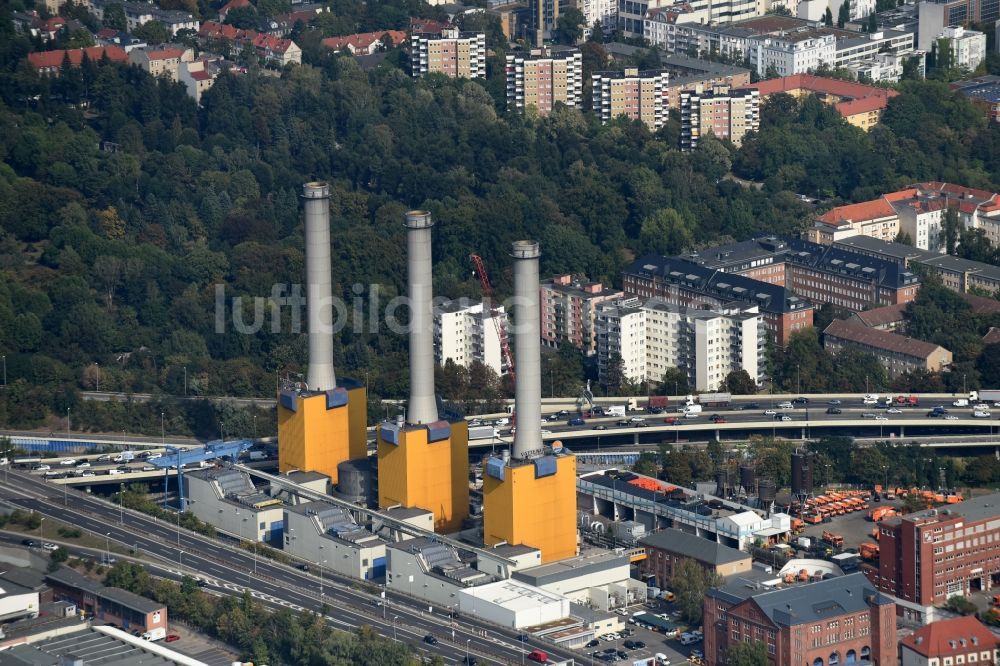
<box><xmin>0</xmin><ymin>470</ymin><xmax>575</xmax><ymax>665</ymax></box>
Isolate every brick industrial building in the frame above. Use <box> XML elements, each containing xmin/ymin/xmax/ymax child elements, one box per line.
<box><xmin>704</xmin><ymin>573</ymin><xmax>897</xmax><ymax>666</ymax></box>
<box><xmin>640</xmin><ymin>529</ymin><xmax>752</xmax><ymax>586</ymax></box>
<box><xmin>899</xmin><ymin>616</ymin><xmax>1000</xmax><ymax>666</ymax></box>
<box><xmin>622</xmin><ymin>255</ymin><xmax>813</xmax><ymax>346</ymax></box>
<box><xmin>682</xmin><ymin>236</ymin><xmax>921</xmax><ymax>311</ymax></box>
<box><xmin>869</xmin><ymin>493</ymin><xmax>1000</xmax><ymax>623</ymax></box>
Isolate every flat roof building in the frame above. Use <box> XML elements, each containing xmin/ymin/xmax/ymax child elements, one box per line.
<box><xmin>505</xmin><ymin>47</ymin><xmax>583</xmax><ymax>115</ymax></box>
<box><xmin>513</xmin><ymin>549</ymin><xmax>645</xmax><ymax>610</ymax></box>
<box><xmin>870</xmin><ymin>493</ymin><xmax>1000</xmax><ymax>623</ymax></box>
<box><xmin>386</xmin><ymin>536</ymin><xmax>494</xmax><ymax>609</ymax></box>
<box><xmin>45</xmin><ymin>567</ymin><xmax>166</xmax><ymax>639</ymax></box>
<box><xmin>283</xmin><ymin>501</ymin><xmax>386</xmax><ymax>581</ymax></box>
<box><xmin>591</xmin><ymin>68</ymin><xmax>671</xmax><ymax>131</ymax></box>
<box><xmin>186</xmin><ymin>467</ymin><xmax>285</xmax><ymax>545</ymax></box>
<box><xmin>410</xmin><ymin>28</ymin><xmax>486</xmax><ymax>79</ymax></box>
<box><xmin>0</xmin><ymin>625</ymin><xmax>208</xmax><ymax>665</ymax></box>
<box><xmin>540</xmin><ymin>274</ymin><xmax>623</xmax><ymax>356</ymax></box>
<box><xmin>457</xmin><ymin>578</ymin><xmax>571</xmax><ymax>629</ymax></box>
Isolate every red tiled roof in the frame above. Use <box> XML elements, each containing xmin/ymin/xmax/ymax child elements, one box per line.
<box><xmin>321</xmin><ymin>30</ymin><xmax>407</xmax><ymax>51</ymax></box>
<box><xmin>883</xmin><ymin>188</ymin><xmax>918</xmax><ymax>202</ymax></box>
<box><xmin>983</xmin><ymin>327</ymin><xmax>1000</xmax><ymax>345</ymax></box>
<box><xmin>900</xmin><ymin>616</ymin><xmax>998</xmax><ymax>658</ymax></box>
<box><xmin>823</xmin><ymin>319</ymin><xmax>946</xmax><ymax>360</ymax></box>
<box><xmin>962</xmin><ymin>292</ymin><xmax>1000</xmax><ymax>315</ymax></box>
<box><xmin>852</xmin><ymin>303</ymin><xmax>907</xmax><ymax>328</ymax></box>
<box><xmin>188</xmin><ymin>69</ymin><xmax>212</xmax><ymax>80</ymax></box>
<box><xmin>200</xmin><ymin>21</ymin><xmax>296</xmax><ymax>53</ymax></box>
<box><xmin>835</xmin><ymin>95</ymin><xmax>890</xmax><ymax>117</ymax></box>
<box><xmin>145</xmin><ymin>47</ymin><xmax>186</xmax><ymax>60</ymax></box>
<box><xmin>751</xmin><ymin>74</ymin><xmax>898</xmax><ymax>101</ymax></box>
<box><xmin>409</xmin><ymin>17</ymin><xmax>451</xmax><ymax>33</ymax></box>
<box><xmin>817</xmin><ymin>198</ymin><xmax>897</xmax><ymax>226</ymax></box>
<box><xmin>96</xmin><ymin>27</ymin><xmax>117</xmax><ymax>38</ymax></box>
<box><xmin>27</xmin><ymin>45</ymin><xmax>128</xmax><ymax>70</ymax></box>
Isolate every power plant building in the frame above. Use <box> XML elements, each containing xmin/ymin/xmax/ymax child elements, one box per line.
<box><xmin>185</xmin><ymin>468</ymin><xmax>285</xmax><ymax>545</ymax></box>
<box><xmin>278</xmin><ymin>183</ymin><xmax>368</xmax><ymax>485</ymax></box>
<box><xmin>283</xmin><ymin>501</ymin><xmax>387</xmax><ymax>581</ymax></box>
<box><xmin>378</xmin><ymin>211</ymin><xmax>469</xmax><ymax>534</ymax></box>
<box><xmin>483</xmin><ymin>241</ymin><xmax>578</xmax><ymax>564</ymax></box>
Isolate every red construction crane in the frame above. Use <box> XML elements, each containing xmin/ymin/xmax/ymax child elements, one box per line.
<box><xmin>470</xmin><ymin>254</ymin><xmax>515</xmax><ymax>383</ymax></box>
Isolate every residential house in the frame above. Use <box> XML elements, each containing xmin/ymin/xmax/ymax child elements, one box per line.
<box><xmin>199</xmin><ymin>21</ymin><xmax>302</xmax><ymax>65</ymax></box>
<box><xmin>822</xmin><ymin>319</ymin><xmax>952</xmax><ymax>378</ymax></box>
<box><xmin>128</xmin><ymin>45</ymin><xmax>193</xmax><ymax>81</ymax></box>
<box><xmin>321</xmin><ymin>30</ymin><xmax>407</xmax><ymax>55</ymax></box>
<box><xmin>27</xmin><ymin>46</ymin><xmax>128</xmax><ymax>75</ymax></box>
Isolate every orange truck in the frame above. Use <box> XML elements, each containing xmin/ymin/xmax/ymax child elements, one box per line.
<box><xmin>822</xmin><ymin>531</ymin><xmax>844</xmax><ymax>547</ymax></box>
<box><xmin>859</xmin><ymin>543</ymin><xmax>879</xmax><ymax>560</ymax></box>
<box><xmin>868</xmin><ymin>507</ymin><xmax>896</xmax><ymax>522</ymax></box>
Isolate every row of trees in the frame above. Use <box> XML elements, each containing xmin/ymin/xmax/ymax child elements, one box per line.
<box><xmin>103</xmin><ymin>562</ymin><xmax>422</xmax><ymax>665</ymax></box>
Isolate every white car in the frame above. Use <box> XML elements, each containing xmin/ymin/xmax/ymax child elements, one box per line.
<box><xmin>41</xmin><ymin>542</ymin><xmax>58</xmax><ymax>552</ymax></box>
<box><xmin>75</xmin><ymin>461</ymin><xmax>90</xmax><ymax>468</ymax></box>
<box><xmin>34</xmin><ymin>464</ymin><xmax>51</xmax><ymax>472</ymax></box>
<box><xmin>629</xmin><ymin>417</ymin><xmax>645</xmax><ymax>424</ymax></box>
<box><xmin>81</xmin><ymin>471</ymin><xmax>95</xmax><ymax>477</ymax></box>
<box><xmin>944</xmin><ymin>415</ymin><xmax>960</xmax><ymax>420</ymax></box>
<box><xmin>875</xmin><ymin>416</ymin><xmax>888</xmax><ymax>421</ymax></box>
<box><xmin>60</xmin><ymin>459</ymin><xmax>77</xmax><ymax>466</ymax></box>
<box><xmin>494</xmin><ymin>418</ymin><xmax>509</xmax><ymax>426</ymax></box>
<box><xmin>887</xmin><ymin>408</ymin><xmax>902</xmax><ymax>414</ymax></box>
<box><xmin>972</xmin><ymin>411</ymin><xmax>991</xmax><ymax>419</ymax></box>
<box><xmin>776</xmin><ymin>415</ymin><xmax>792</xmax><ymax>422</ymax></box>
<box><xmin>145</xmin><ymin>453</ymin><xmax>162</xmax><ymax>461</ymax></box>
<box><xmin>763</xmin><ymin>409</ymin><xmax>777</xmax><ymax>416</ymax></box>
<box><xmin>777</xmin><ymin>402</ymin><xmax>794</xmax><ymax>409</ymax></box>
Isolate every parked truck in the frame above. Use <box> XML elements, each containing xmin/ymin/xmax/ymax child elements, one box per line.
<box><xmin>895</xmin><ymin>395</ymin><xmax>919</xmax><ymax>406</ymax></box>
<box><xmin>822</xmin><ymin>530</ymin><xmax>844</xmax><ymax>547</ymax></box>
<box><xmin>468</xmin><ymin>425</ymin><xmax>498</xmax><ymax>440</ymax></box>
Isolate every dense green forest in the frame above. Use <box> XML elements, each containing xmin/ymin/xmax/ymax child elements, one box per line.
<box><xmin>1</xmin><ymin>0</ymin><xmax>999</xmax><ymax>437</ymax></box>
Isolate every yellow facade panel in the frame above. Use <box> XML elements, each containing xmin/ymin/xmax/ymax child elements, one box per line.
<box><xmin>483</xmin><ymin>454</ymin><xmax>577</xmax><ymax>563</ymax></box>
<box><xmin>377</xmin><ymin>422</ymin><xmax>469</xmax><ymax>533</ymax></box>
<box><xmin>278</xmin><ymin>391</ymin><xmax>356</xmax><ymax>485</ymax></box>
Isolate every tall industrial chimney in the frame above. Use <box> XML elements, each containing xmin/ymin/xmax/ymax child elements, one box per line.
<box><xmin>511</xmin><ymin>240</ymin><xmax>542</xmax><ymax>458</ymax></box>
<box><xmin>405</xmin><ymin>211</ymin><xmax>438</xmax><ymax>425</ymax></box>
<box><xmin>302</xmin><ymin>182</ymin><xmax>336</xmax><ymax>392</ymax></box>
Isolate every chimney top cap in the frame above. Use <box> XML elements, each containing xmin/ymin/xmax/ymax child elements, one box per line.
<box><xmin>404</xmin><ymin>210</ymin><xmax>434</xmax><ymax>229</ymax></box>
<box><xmin>302</xmin><ymin>181</ymin><xmax>330</xmax><ymax>198</ymax></box>
<box><xmin>511</xmin><ymin>240</ymin><xmax>540</xmax><ymax>259</ymax></box>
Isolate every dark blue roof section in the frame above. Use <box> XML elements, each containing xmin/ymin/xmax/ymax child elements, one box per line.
<box><xmin>623</xmin><ymin>255</ymin><xmax>811</xmax><ymax>315</ymax></box>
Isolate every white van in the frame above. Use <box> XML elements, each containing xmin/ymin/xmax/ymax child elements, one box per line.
<box><xmin>680</xmin><ymin>633</ymin><xmax>699</xmax><ymax>645</ymax></box>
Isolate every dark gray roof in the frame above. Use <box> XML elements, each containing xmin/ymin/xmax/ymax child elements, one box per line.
<box><xmin>833</xmin><ymin>236</ymin><xmax>930</xmax><ymax>264</ymax></box>
<box><xmin>513</xmin><ymin>551</ymin><xmax>630</xmax><ymax>588</ymax></box>
<box><xmin>0</xmin><ymin>627</ymin><xmax>181</xmax><ymax>665</ymax></box>
<box><xmin>285</xmin><ymin>470</ymin><xmax>328</xmax><ymax>483</ymax></box>
<box><xmin>45</xmin><ymin>567</ymin><xmax>163</xmax><ymax>614</ymax></box>
<box><xmin>45</xmin><ymin>566</ymin><xmax>102</xmax><ymax>595</ymax></box>
<box><xmin>711</xmin><ymin>572</ymin><xmax>891</xmax><ymax>627</ymax></box>
<box><xmin>0</xmin><ymin>567</ymin><xmax>48</xmax><ymax>591</ymax></box>
<box><xmin>903</xmin><ymin>493</ymin><xmax>1000</xmax><ymax>524</ymax></box>
<box><xmin>640</xmin><ymin>529</ymin><xmax>750</xmax><ymax>566</ymax></box>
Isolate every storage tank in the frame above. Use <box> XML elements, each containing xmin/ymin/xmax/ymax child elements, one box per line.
<box><xmin>739</xmin><ymin>465</ymin><xmax>756</xmax><ymax>493</ymax></box>
<box><xmin>791</xmin><ymin>450</ymin><xmax>814</xmax><ymax>496</ymax></box>
<box><xmin>715</xmin><ymin>470</ymin><xmax>729</xmax><ymax>497</ymax></box>
<box><xmin>758</xmin><ymin>479</ymin><xmax>777</xmax><ymax>503</ymax></box>
<box><xmin>337</xmin><ymin>457</ymin><xmax>374</xmax><ymax>506</ymax></box>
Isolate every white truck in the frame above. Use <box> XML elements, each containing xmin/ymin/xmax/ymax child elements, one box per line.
<box><xmin>953</xmin><ymin>398</ymin><xmax>969</xmax><ymax>407</ymax></box>
<box><xmin>683</xmin><ymin>404</ymin><xmax>702</xmax><ymax>415</ymax></box>
<box><xmin>606</xmin><ymin>405</ymin><xmax>627</xmax><ymax>418</ymax></box>
<box><xmin>970</xmin><ymin>390</ymin><xmax>1000</xmax><ymax>404</ymax></box>
<box><xmin>141</xmin><ymin>627</ymin><xmax>166</xmax><ymax>641</ymax></box>
<box><xmin>468</xmin><ymin>425</ymin><xmax>498</xmax><ymax>440</ymax></box>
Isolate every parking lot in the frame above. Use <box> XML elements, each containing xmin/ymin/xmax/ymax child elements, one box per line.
<box><xmin>585</xmin><ymin>601</ymin><xmax>702</xmax><ymax>664</ymax></box>
<box><xmin>798</xmin><ymin>496</ymin><xmax>907</xmax><ymax>551</ymax></box>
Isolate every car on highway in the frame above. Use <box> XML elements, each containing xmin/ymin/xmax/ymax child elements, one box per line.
<box><xmin>146</xmin><ymin>453</ymin><xmax>162</xmax><ymax>461</ymax></box>
<box><xmin>875</xmin><ymin>415</ymin><xmax>888</xmax><ymax>421</ymax></box>
<box><xmin>81</xmin><ymin>471</ymin><xmax>95</xmax><ymax>477</ymax></box>
<box><xmin>423</xmin><ymin>635</ymin><xmax>438</xmax><ymax>645</ymax></box>
<box><xmin>140</xmin><ymin>465</ymin><xmax>155</xmax><ymax>471</ymax></box>
<box><xmin>60</xmin><ymin>459</ymin><xmax>77</xmax><ymax>466</ymax></box>
<box><xmin>617</xmin><ymin>419</ymin><xmax>630</xmax><ymax>427</ymax></box>
<box><xmin>827</xmin><ymin>399</ymin><xmax>842</xmax><ymax>406</ymax></box>
<box><xmin>568</xmin><ymin>418</ymin><xmax>585</xmax><ymax>426</ymax></box>
<box><xmin>97</xmin><ymin>454</ymin><xmax>112</xmax><ymax>462</ymax></box>
<box><xmin>41</xmin><ymin>542</ymin><xmax>58</xmax><ymax>552</ymax></box>
<box><xmin>777</xmin><ymin>401</ymin><xmax>794</xmax><ymax>409</ymax></box>
<box><xmin>775</xmin><ymin>414</ymin><xmax>792</xmax><ymax>421</ymax></box>
<box><xmin>629</xmin><ymin>417</ymin><xmax>645</xmax><ymax>424</ymax></box>
<box><xmin>461</xmin><ymin>657</ymin><xmax>478</xmax><ymax>665</ymax></box>
<box><xmin>792</xmin><ymin>397</ymin><xmax>809</xmax><ymax>405</ymax></box>
<box><xmin>710</xmin><ymin>414</ymin><xmax>727</xmax><ymax>423</ymax></box>
<box><xmin>21</xmin><ymin>539</ymin><xmax>36</xmax><ymax>547</ymax></box>
<box><xmin>684</xmin><ymin>412</ymin><xmax>699</xmax><ymax>419</ymax></box>
<box><xmin>75</xmin><ymin>461</ymin><xmax>90</xmax><ymax>468</ymax></box>
<box><xmin>33</xmin><ymin>464</ymin><xmax>50</xmax><ymax>472</ymax></box>
<box><xmin>663</xmin><ymin>417</ymin><xmax>680</xmax><ymax>425</ymax></box>
<box><xmin>887</xmin><ymin>407</ymin><xmax>903</xmax><ymax>414</ymax></box>
<box><xmin>196</xmin><ymin>579</ymin><xmax>209</xmax><ymax>587</ymax></box>
<box><xmin>826</xmin><ymin>407</ymin><xmax>842</xmax><ymax>414</ymax></box>
<box><xmin>546</xmin><ymin>414</ymin><xmax>560</xmax><ymax>422</ymax></box>
<box><xmin>944</xmin><ymin>415</ymin><xmax>960</xmax><ymax>420</ymax></box>
<box><xmin>297</xmin><ymin>564</ymin><xmax>310</xmax><ymax>572</ymax></box>
<box><xmin>165</xmin><ymin>635</ymin><xmax>180</xmax><ymax>642</ymax></box>
<box><xmin>528</xmin><ymin>649</ymin><xmax>548</xmax><ymax>663</ymax></box>
<box><xmin>763</xmin><ymin>409</ymin><xmax>777</xmax><ymax>416</ymax></box>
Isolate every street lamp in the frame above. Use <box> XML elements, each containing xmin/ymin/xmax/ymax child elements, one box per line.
<box><xmin>467</xmin><ymin>638</ymin><xmax>471</xmax><ymax>664</ymax></box>
<box><xmin>66</xmin><ymin>408</ymin><xmax>70</xmax><ymax>438</ymax></box>
<box><xmin>38</xmin><ymin>516</ymin><xmax>44</xmax><ymax>542</ymax></box>
<box><xmin>319</xmin><ymin>558</ymin><xmax>327</xmax><ymax>596</ymax></box>
<box><xmin>119</xmin><ymin>483</ymin><xmax>124</xmax><ymax>523</ymax></box>
<box><xmin>94</xmin><ymin>362</ymin><xmax>99</xmax><ymax>392</ymax></box>
<box><xmin>105</xmin><ymin>532</ymin><xmax>111</xmax><ymax>564</ymax></box>
<box><xmin>392</xmin><ymin>615</ymin><xmax>399</xmax><ymax>641</ymax></box>
<box><xmin>1</xmin><ymin>354</ymin><xmax>6</xmax><ymax>387</ymax></box>
<box><xmin>160</xmin><ymin>412</ymin><xmax>165</xmax><ymax>446</ymax></box>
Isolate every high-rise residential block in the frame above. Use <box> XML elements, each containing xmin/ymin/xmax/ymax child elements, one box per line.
<box><xmin>596</xmin><ymin>298</ymin><xmax>765</xmax><ymax>391</ymax></box>
<box><xmin>679</xmin><ymin>84</ymin><xmax>759</xmax><ymax>151</ymax></box>
<box><xmin>592</xmin><ymin>68</ymin><xmax>671</xmax><ymax>131</ymax></box>
<box><xmin>410</xmin><ymin>28</ymin><xmax>486</xmax><ymax>79</ymax></box>
<box><xmin>505</xmin><ymin>47</ymin><xmax>583</xmax><ymax>115</ymax></box>
<box><xmin>433</xmin><ymin>298</ymin><xmax>507</xmax><ymax>376</ymax></box>
<box><xmin>540</xmin><ymin>274</ymin><xmax>623</xmax><ymax>356</ymax></box>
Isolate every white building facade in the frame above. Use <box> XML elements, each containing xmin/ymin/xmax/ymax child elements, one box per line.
<box><xmin>936</xmin><ymin>25</ymin><xmax>986</xmax><ymax>71</ymax></box>
<box><xmin>752</xmin><ymin>31</ymin><xmax>836</xmax><ymax>77</ymax></box>
<box><xmin>433</xmin><ymin>298</ymin><xmax>506</xmax><ymax>376</ymax></box>
<box><xmin>283</xmin><ymin>502</ymin><xmax>386</xmax><ymax>581</ymax></box>
<box><xmin>185</xmin><ymin>468</ymin><xmax>285</xmax><ymax>544</ymax></box>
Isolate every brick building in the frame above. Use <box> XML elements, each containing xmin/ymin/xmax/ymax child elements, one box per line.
<box><xmin>410</xmin><ymin>28</ymin><xmax>486</xmax><ymax>79</ymax></box>
<box><xmin>622</xmin><ymin>255</ymin><xmax>813</xmax><ymax>346</ymax></box>
<box><xmin>540</xmin><ymin>274</ymin><xmax>623</xmax><ymax>356</ymax></box>
<box><xmin>46</xmin><ymin>567</ymin><xmax>167</xmax><ymax>636</ymax></box>
<box><xmin>704</xmin><ymin>573</ymin><xmax>897</xmax><ymax>666</ymax></box>
<box><xmin>680</xmin><ymin>85</ymin><xmax>760</xmax><ymax>150</ymax></box>
<box><xmin>899</xmin><ymin>616</ymin><xmax>1000</xmax><ymax>666</ymax></box>
<box><xmin>683</xmin><ymin>236</ymin><xmax>921</xmax><ymax>312</ymax></box>
<box><xmin>823</xmin><ymin>319</ymin><xmax>951</xmax><ymax>378</ymax></box>
<box><xmin>591</xmin><ymin>68</ymin><xmax>671</xmax><ymax>131</ymax></box>
<box><xmin>640</xmin><ymin>529</ymin><xmax>752</xmax><ymax>587</ymax></box>
<box><xmin>869</xmin><ymin>493</ymin><xmax>1000</xmax><ymax>623</ymax></box>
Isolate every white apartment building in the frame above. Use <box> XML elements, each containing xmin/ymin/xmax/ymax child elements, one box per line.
<box><xmin>433</xmin><ymin>298</ymin><xmax>506</xmax><ymax>376</ymax></box>
<box><xmin>596</xmin><ymin>298</ymin><xmax>764</xmax><ymax>391</ymax></box>
<box><xmin>582</xmin><ymin>0</ymin><xmax>617</xmax><ymax>33</ymax></box>
<box><xmin>844</xmin><ymin>49</ymin><xmax>925</xmax><ymax>83</ymax></box>
<box><xmin>630</xmin><ymin>0</ymin><xmax>757</xmax><ymax>39</ymax></box>
<box><xmin>833</xmin><ymin>29</ymin><xmax>914</xmax><ymax>70</ymax></box>
<box><xmin>796</xmin><ymin>0</ymin><xmax>874</xmax><ymax>23</ymax></box>
<box><xmin>895</xmin><ymin>200</ymin><xmax>945</xmax><ymax>253</ymax></box>
<box><xmin>752</xmin><ymin>30</ymin><xmax>835</xmax><ymax>77</ymax></box>
<box><xmin>936</xmin><ymin>25</ymin><xmax>986</xmax><ymax>71</ymax></box>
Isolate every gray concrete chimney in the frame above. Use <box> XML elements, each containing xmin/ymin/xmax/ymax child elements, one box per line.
<box><xmin>511</xmin><ymin>240</ymin><xmax>542</xmax><ymax>458</ymax></box>
<box><xmin>302</xmin><ymin>182</ymin><xmax>336</xmax><ymax>392</ymax></box>
<box><xmin>405</xmin><ymin>211</ymin><xmax>438</xmax><ymax>425</ymax></box>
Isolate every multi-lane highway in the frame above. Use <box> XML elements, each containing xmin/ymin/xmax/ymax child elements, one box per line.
<box><xmin>0</xmin><ymin>469</ymin><xmax>574</xmax><ymax>665</ymax></box>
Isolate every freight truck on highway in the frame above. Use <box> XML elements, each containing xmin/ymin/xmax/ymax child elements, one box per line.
<box><xmin>970</xmin><ymin>390</ymin><xmax>1000</xmax><ymax>404</ymax></box>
